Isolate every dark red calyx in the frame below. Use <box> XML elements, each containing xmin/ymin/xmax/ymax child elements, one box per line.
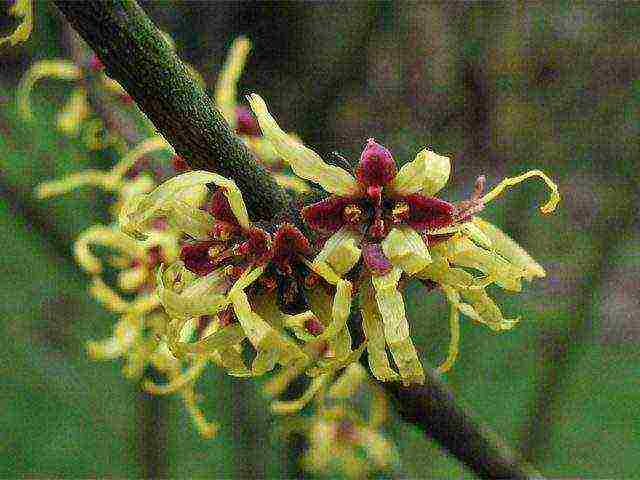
<box><xmin>271</xmin><ymin>224</ymin><xmax>311</xmax><ymax>273</ymax></box>
<box><xmin>302</xmin><ymin>196</ymin><xmax>350</xmax><ymax>233</ymax></box>
<box><xmin>404</xmin><ymin>194</ymin><xmax>455</xmax><ymax>231</ymax></box>
<box><xmin>205</xmin><ymin>189</ymin><xmax>239</xmax><ymax>225</ymax></box>
<box><xmin>244</xmin><ymin>227</ymin><xmax>272</xmax><ymax>265</ymax></box>
<box><xmin>304</xmin><ymin>317</ymin><xmax>325</xmax><ymax>336</ymax></box>
<box><xmin>362</xmin><ymin>242</ymin><xmax>393</xmax><ymax>276</ymax></box>
<box><xmin>180</xmin><ymin>241</ymin><xmax>219</xmax><ymax>276</ymax></box>
<box><xmin>235</xmin><ymin>106</ymin><xmax>261</xmax><ymax>137</ymax></box>
<box><xmin>355</xmin><ymin>138</ymin><xmax>397</xmax><ymax>189</ymax></box>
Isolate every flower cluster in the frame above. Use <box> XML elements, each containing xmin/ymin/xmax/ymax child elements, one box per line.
<box><xmin>247</xmin><ymin>93</ymin><xmax>559</xmax><ymax>384</ymax></box>
<box><xmin>31</xmin><ymin>38</ymin><xmax>309</xmax><ymax>437</ymax></box>
<box><xmin>274</xmin><ymin>364</ymin><xmax>400</xmax><ymax>479</ymax></box>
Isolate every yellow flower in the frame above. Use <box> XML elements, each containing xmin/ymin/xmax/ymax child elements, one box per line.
<box><xmin>249</xmin><ymin>93</ymin><xmax>560</xmax><ymax>384</ymax></box>
<box><xmin>277</xmin><ymin>364</ymin><xmax>400</xmax><ymax>479</ymax></box>
<box><xmin>74</xmin><ymin>218</ymin><xmax>217</xmax><ymax>438</ymax></box>
<box><xmin>120</xmin><ymin>170</ymin><xmax>310</xmax><ymax>376</ymax></box>
<box><xmin>0</xmin><ymin>0</ymin><xmax>32</xmax><ymax>48</ymax></box>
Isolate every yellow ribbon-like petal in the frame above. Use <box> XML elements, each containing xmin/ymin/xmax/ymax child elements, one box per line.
<box><xmin>248</xmin><ymin>94</ymin><xmax>360</xmax><ymax>196</ymax></box>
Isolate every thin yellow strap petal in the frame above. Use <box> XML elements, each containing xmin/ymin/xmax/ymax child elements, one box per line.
<box><xmin>359</xmin><ymin>279</ymin><xmax>399</xmax><ymax>382</ymax></box>
<box><xmin>180</xmin><ymin>386</ymin><xmax>218</xmax><ymax>438</ymax></box>
<box><xmin>17</xmin><ymin>59</ymin><xmax>81</xmax><ymax>121</ymax></box>
<box><xmin>270</xmin><ymin>375</ymin><xmax>328</xmax><ymax>414</ymax></box>
<box><xmin>214</xmin><ymin>36</ymin><xmax>252</xmax><ymax>125</ymax></box>
<box><xmin>472</xmin><ymin>217</ymin><xmax>546</xmax><ymax>278</ymax></box>
<box><xmin>35</xmin><ymin>170</ymin><xmax>112</xmax><ymax>199</ymax></box>
<box><xmin>55</xmin><ymin>87</ymin><xmax>90</xmax><ymax>137</ymax></box>
<box><xmin>248</xmin><ymin>94</ymin><xmax>360</xmax><ymax>196</ymax></box>
<box><xmin>480</xmin><ymin>169</ymin><xmax>560</xmax><ymax>214</ymax></box>
<box><xmin>435</xmin><ymin>297</ymin><xmax>461</xmax><ymax>374</ymax></box>
<box><xmin>109</xmin><ymin>136</ymin><xmax>172</xmax><ymax>181</ymax></box>
<box><xmin>89</xmin><ymin>277</ymin><xmax>129</xmax><ymax>313</ymax></box>
<box><xmin>74</xmin><ymin>225</ymin><xmax>145</xmax><ymax>274</ymax></box>
<box><xmin>143</xmin><ymin>357</ymin><xmax>209</xmax><ymax>395</ymax></box>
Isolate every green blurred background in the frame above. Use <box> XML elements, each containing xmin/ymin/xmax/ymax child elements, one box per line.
<box><xmin>1</xmin><ymin>1</ymin><xmax>638</xmax><ymax>478</ymax></box>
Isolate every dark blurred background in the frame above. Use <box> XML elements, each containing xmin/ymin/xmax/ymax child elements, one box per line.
<box><xmin>1</xmin><ymin>1</ymin><xmax>638</xmax><ymax>478</ymax></box>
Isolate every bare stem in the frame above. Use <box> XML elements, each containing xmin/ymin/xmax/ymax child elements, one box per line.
<box><xmin>54</xmin><ymin>0</ymin><xmax>290</xmax><ymax>223</ymax></box>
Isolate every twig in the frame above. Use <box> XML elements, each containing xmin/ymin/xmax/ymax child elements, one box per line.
<box><xmin>54</xmin><ymin>0</ymin><xmax>290</xmax><ymax>223</ymax></box>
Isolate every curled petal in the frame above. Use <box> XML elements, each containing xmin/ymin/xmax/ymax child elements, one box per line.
<box><xmin>436</xmin><ymin>287</ymin><xmax>461</xmax><ymax>374</ymax></box>
<box><xmin>327</xmin><ymin>363</ymin><xmax>368</xmax><ymax>400</ymax></box>
<box><xmin>18</xmin><ymin>60</ymin><xmax>81</xmax><ymax>122</ymax></box>
<box><xmin>143</xmin><ymin>357</ymin><xmax>209</xmax><ymax>395</ymax></box>
<box><xmin>270</xmin><ymin>375</ymin><xmax>328</xmax><ymax>414</ymax></box>
<box><xmin>55</xmin><ymin>87</ymin><xmax>89</xmax><ymax>136</ymax></box>
<box><xmin>74</xmin><ymin>225</ymin><xmax>145</xmax><ymax>274</ymax></box>
<box><xmin>390</xmin><ymin>148</ymin><xmax>450</xmax><ymax>196</ymax></box>
<box><xmin>180</xmin><ymin>386</ymin><xmax>218</xmax><ymax>438</ymax></box>
<box><xmin>404</xmin><ymin>194</ymin><xmax>455</xmax><ymax>232</ymax></box>
<box><xmin>87</xmin><ymin>313</ymin><xmax>141</xmax><ymax>360</ymax></box>
<box><xmin>214</xmin><ymin>37</ymin><xmax>252</xmax><ymax>126</ymax></box>
<box><xmin>35</xmin><ymin>170</ymin><xmax>112</xmax><ymax>199</ymax></box>
<box><xmin>381</xmin><ymin>226</ymin><xmax>432</xmax><ymax>275</ymax></box>
<box><xmin>448</xmin><ymin>237</ymin><xmax>526</xmax><ymax>292</ymax></box>
<box><xmin>117</xmin><ymin>265</ymin><xmax>147</xmax><ymax>291</ymax></box>
<box><xmin>418</xmin><ymin>264</ymin><xmax>519</xmax><ymax>331</ymax></box>
<box><xmin>229</xmin><ymin>288</ymin><xmax>306</xmax><ymax>375</ymax></box>
<box><xmin>272</xmin><ymin>172</ymin><xmax>311</xmax><ymax>193</ymax></box>
<box><xmin>89</xmin><ymin>277</ymin><xmax>129</xmax><ymax>313</ymax></box>
<box><xmin>307</xmin><ymin>340</ymin><xmax>366</xmax><ymax>377</ymax></box>
<box><xmin>480</xmin><ymin>169</ymin><xmax>560</xmax><ymax>214</ymax></box>
<box><xmin>120</xmin><ymin>170</ymin><xmax>249</xmax><ymax>238</ymax></box>
<box><xmin>472</xmin><ymin>217</ymin><xmax>545</xmax><ymax>279</ymax></box>
<box><xmin>306</xmin><ymin>276</ymin><xmax>353</xmax><ymax>341</ymax></box>
<box><xmin>170</xmin><ymin>324</ymin><xmax>246</xmax><ymax>358</ymax></box>
<box><xmin>157</xmin><ymin>265</ymin><xmax>230</xmax><ymax>319</ymax></box>
<box><xmin>248</xmin><ymin>94</ymin><xmax>359</xmax><ymax>195</ymax></box>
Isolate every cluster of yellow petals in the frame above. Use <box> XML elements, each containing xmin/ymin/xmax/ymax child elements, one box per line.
<box><xmin>273</xmin><ymin>363</ymin><xmax>400</xmax><ymax>478</ymax></box>
<box><xmin>248</xmin><ymin>93</ymin><xmax>559</xmax><ymax>384</ymax></box>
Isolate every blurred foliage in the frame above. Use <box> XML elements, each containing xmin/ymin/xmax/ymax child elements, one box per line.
<box><xmin>1</xmin><ymin>1</ymin><xmax>639</xmax><ymax>478</ymax></box>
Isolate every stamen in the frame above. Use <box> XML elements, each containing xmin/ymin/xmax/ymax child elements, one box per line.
<box><xmin>391</xmin><ymin>201</ymin><xmax>410</xmax><ymax>223</ymax></box>
<box><xmin>342</xmin><ymin>203</ymin><xmax>362</xmax><ymax>224</ymax></box>
<box><xmin>480</xmin><ymin>170</ymin><xmax>560</xmax><ymax>214</ymax></box>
